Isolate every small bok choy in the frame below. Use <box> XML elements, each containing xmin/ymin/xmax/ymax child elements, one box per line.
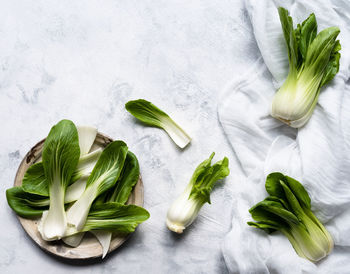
<box><xmin>125</xmin><ymin>99</ymin><xmax>191</xmax><ymax>148</ymax></box>
<box><xmin>248</xmin><ymin>172</ymin><xmax>333</xmax><ymax>262</ymax></box>
<box><xmin>166</xmin><ymin>153</ymin><xmax>229</xmax><ymax>233</ymax></box>
<box><xmin>271</xmin><ymin>7</ymin><xmax>341</xmax><ymax>128</ymax></box>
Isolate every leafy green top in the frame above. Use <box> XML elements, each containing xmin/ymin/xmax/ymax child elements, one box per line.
<box><xmin>189</xmin><ymin>153</ymin><xmax>230</xmax><ymax>204</ymax></box>
<box><xmin>278</xmin><ymin>7</ymin><xmax>341</xmax><ymax>88</ymax></box>
<box><xmin>42</xmin><ymin>120</ymin><xmax>80</xmax><ymax>189</ymax></box>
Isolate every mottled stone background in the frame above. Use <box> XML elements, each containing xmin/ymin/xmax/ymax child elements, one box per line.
<box><xmin>0</xmin><ymin>0</ymin><xmax>259</xmax><ymax>273</ymax></box>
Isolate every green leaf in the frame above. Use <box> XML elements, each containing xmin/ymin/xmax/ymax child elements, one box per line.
<box><xmin>6</xmin><ymin>187</ymin><xmax>48</xmax><ymax>218</ymax></box>
<box><xmin>320</xmin><ymin>40</ymin><xmax>341</xmax><ymax>87</ymax></box>
<box><xmin>304</xmin><ymin>26</ymin><xmax>340</xmax><ymax>74</ymax></box>
<box><xmin>247</xmin><ymin>221</ymin><xmax>279</xmax><ymax>234</ymax></box>
<box><xmin>125</xmin><ymin>99</ymin><xmax>167</xmax><ymax>129</ymax></box>
<box><xmin>86</xmin><ymin>141</ymin><xmax>128</xmax><ymax>194</ymax></box>
<box><xmin>278</xmin><ymin>7</ymin><xmax>299</xmax><ymax>69</ymax></box>
<box><xmin>285</xmin><ymin>176</ymin><xmax>311</xmax><ymax>209</ymax></box>
<box><xmin>41</xmin><ymin>119</ymin><xmax>80</xmax><ymax>239</ymax></box>
<box><xmin>298</xmin><ymin>13</ymin><xmax>317</xmax><ymax>60</ymax></box>
<box><xmin>22</xmin><ymin>162</ymin><xmax>48</xmax><ymax>196</ymax></box>
<box><xmin>280</xmin><ymin>180</ymin><xmax>305</xmax><ymax>219</ymax></box>
<box><xmin>125</xmin><ymin>99</ymin><xmax>191</xmax><ymax>148</ymax></box>
<box><xmin>189</xmin><ymin>154</ymin><xmax>230</xmax><ymax>204</ymax></box>
<box><xmin>265</xmin><ymin>172</ymin><xmax>286</xmax><ymax>198</ymax></box>
<box><xmin>106</xmin><ymin>151</ymin><xmax>140</xmax><ymax>204</ymax></box>
<box><xmin>251</xmin><ymin>199</ymin><xmax>299</xmax><ymax>225</ymax></box>
<box><xmin>265</xmin><ymin>196</ymin><xmax>290</xmax><ymax>211</ymax></box>
<box><xmin>84</xmin><ymin>203</ymin><xmax>150</xmax><ymax>233</ymax></box>
<box><xmin>42</xmin><ymin>119</ymin><xmax>80</xmax><ymax>189</ymax></box>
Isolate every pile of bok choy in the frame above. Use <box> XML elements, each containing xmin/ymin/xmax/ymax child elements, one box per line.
<box><xmin>248</xmin><ymin>172</ymin><xmax>333</xmax><ymax>262</ymax></box>
<box><xmin>271</xmin><ymin>7</ymin><xmax>341</xmax><ymax>128</ymax></box>
<box><xmin>6</xmin><ymin>119</ymin><xmax>149</xmax><ymax>257</ymax></box>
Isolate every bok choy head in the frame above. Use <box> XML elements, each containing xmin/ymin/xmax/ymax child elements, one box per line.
<box><xmin>271</xmin><ymin>8</ymin><xmax>341</xmax><ymax>128</ymax></box>
<box><xmin>166</xmin><ymin>153</ymin><xmax>229</xmax><ymax>233</ymax></box>
<box><xmin>125</xmin><ymin>99</ymin><xmax>191</xmax><ymax>148</ymax></box>
<box><xmin>41</xmin><ymin>120</ymin><xmax>80</xmax><ymax>240</ymax></box>
<box><xmin>248</xmin><ymin>172</ymin><xmax>333</xmax><ymax>262</ymax></box>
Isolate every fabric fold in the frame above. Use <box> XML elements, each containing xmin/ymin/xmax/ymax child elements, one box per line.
<box><xmin>219</xmin><ymin>0</ymin><xmax>350</xmax><ymax>272</ymax></box>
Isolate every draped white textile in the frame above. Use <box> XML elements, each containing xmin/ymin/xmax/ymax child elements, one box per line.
<box><xmin>219</xmin><ymin>0</ymin><xmax>350</xmax><ymax>273</ymax></box>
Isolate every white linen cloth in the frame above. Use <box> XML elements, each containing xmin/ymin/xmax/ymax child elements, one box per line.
<box><xmin>219</xmin><ymin>0</ymin><xmax>350</xmax><ymax>273</ymax></box>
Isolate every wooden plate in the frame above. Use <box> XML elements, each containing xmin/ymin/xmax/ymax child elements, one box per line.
<box><xmin>14</xmin><ymin>132</ymin><xmax>144</xmax><ymax>259</ymax></box>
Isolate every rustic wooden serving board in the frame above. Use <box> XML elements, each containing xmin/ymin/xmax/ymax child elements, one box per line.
<box><xmin>14</xmin><ymin>132</ymin><xmax>144</xmax><ymax>259</ymax></box>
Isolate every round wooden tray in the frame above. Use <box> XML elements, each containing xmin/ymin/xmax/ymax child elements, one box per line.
<box><xmin>14</xmin><ymin>132</ymin><xmax>144</xmax><ymax>259</ymax></box>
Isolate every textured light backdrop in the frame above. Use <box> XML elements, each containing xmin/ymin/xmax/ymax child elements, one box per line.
<box><xmin>0</xmin><ymin>0</ymin><xmax>259</xmax><ymax>273</ymax></box>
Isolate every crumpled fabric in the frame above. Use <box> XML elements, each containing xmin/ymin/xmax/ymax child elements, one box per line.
<box><xmin>219</xmin><ymin>0</ymin><xmax>350</xmax><ymax>273</ymax></box>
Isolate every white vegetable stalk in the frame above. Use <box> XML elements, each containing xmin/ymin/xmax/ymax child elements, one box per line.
<box><xmin>66</xmin><ymin>183</ymin><xmax>99</xmax><ymax>231</ymax></box>
<box><xmin>77</xmin><ymin>126</ymin><xmax>98</xmax><ymax>156</ymax></box>
<box><xmin>161</xmin><ymin>117</ymin><xmax>192</xmax><ymax>149</ymax></box>
<box><xmin>271</xmin><ymin>69</ymin><xmax>321</xmax><ymax>128</ymax></box>
<box><xmin>41</xmin><ymin>177</ymin><xmax>67</xmax><ymax>240</ymax></box>
<box><xmin>166</xmin><ymin>184</ymin><xmax>203</xmax><ymax>233</ymax></box>
<box><xmin>92</xmin><ymin>231</ymin><xmax>112</xmax><ymax>259</ymax></box>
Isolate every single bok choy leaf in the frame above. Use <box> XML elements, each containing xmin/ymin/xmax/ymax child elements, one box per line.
<box><xmin>91</xmin><ymin>151</ymin><xmax>140</xmax><ymax>258</ymax></box>
<box><xmin>248</xmin><ymin>172</ymin><xmax>333</xmax><ymax>262</ymax></box>
<box><xmin>270</xmin><ymin>7</ymin><xmax>341</xmax><ymax>128</ymax></box>
<box><xmin>65</xmin><ymin>141</ymin><xmax>128</xmax><ymax>232</ymax></box>
<box><xmin>166</xmin><ymin>153</ymin><xmax>230</xmax><ymax>233</ymax></box>
<box><xmin>58</xmin><ymin>203</ymin><xmax>149</xmax><ymax>237</ymax></box>
<box><xmin>40</xmin><ymin>120</ymin><xmax>80</xmax><ymax>240</ymax></box>
<box><xmin>125</xmin><ymin>99</ymin><xmax>191</xmax><ymax>148</ymax></box>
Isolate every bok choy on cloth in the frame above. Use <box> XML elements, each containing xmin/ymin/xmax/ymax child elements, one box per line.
<box><xmin>218</xmin><ymin>0</ymin><xmax>350</xmax><ymax>273</ymax></box>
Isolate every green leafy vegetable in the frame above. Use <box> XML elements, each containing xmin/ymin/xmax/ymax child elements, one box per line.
<box><xmin>41</xmin><ymin>120</ymin><xmax>80</xmax><ymax>240</ymax></box>
<box><xmin>166</xmin><ymin>153</ymin><xmax>229</xmax><ymax>233</ymax></box>
<box><xmin>248</xmin><ymin>172</ymin><xmax>333</xmax><ymax>262</ymax></box>
<box><xmin>66</xmin><ymin>141</ymin><xmax>128</xmax><ymax>231</ymax></box>
<box><xmin>6</xmin><ymin>187</ymin><xmax>49</xmax><ymax>218</ymax></box>
<box><xmin>125</xmin><ymin>99</ymin><xmax>191</xmax><ymax>148</ymax></box>
<box><xmin>90</xmin><ymin>151</ymin><xmax>140</xmax><ymax>258</ymax></box>
<box><xmin>60</xmin><ymin>203</ymin><xmax>149</xmax><ymax>237</ymax></box>
<box><xmin>271</xmin><ymin>7</ymin><xmax>341</xmax><ymax>128</ymax></box>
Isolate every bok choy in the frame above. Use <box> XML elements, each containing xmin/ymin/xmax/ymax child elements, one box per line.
<box><xmin>166</xmin><ymin>153</ymin><xmax>229</xmax><ymax>233</ymax></box>
<box><xmin>41</xmin><ymin>120</ymin><xmax>80</xmax><ymax>240</ymax></box>
<box><xmin>271</xmin><ymin>7</ymin><xmax>341</xmax><ymax>128</ymax></box>
<box><xmin>65</xmin><ymin>141</ymin><xmax>128</xmax><ymax>232</ymax></box>
<box><xmin>248</xmin><ymin>172</ymin><xmax>333</xmax><ymax>262</ymax></box>
<box><xmin>125</xmin><ymin>99</ymin><xmax>191</xmax><ymax>148</ymax></box>
<box><xmin>91</xmin><ymin>151</ymin><xmax>140</xmax><ymax>258</ymax></box>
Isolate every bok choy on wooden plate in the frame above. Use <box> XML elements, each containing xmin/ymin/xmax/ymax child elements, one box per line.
<box><xmin>6</xmin><ymin>120</ymin><xmax>148</xmax><ymax>259</ymax></box>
